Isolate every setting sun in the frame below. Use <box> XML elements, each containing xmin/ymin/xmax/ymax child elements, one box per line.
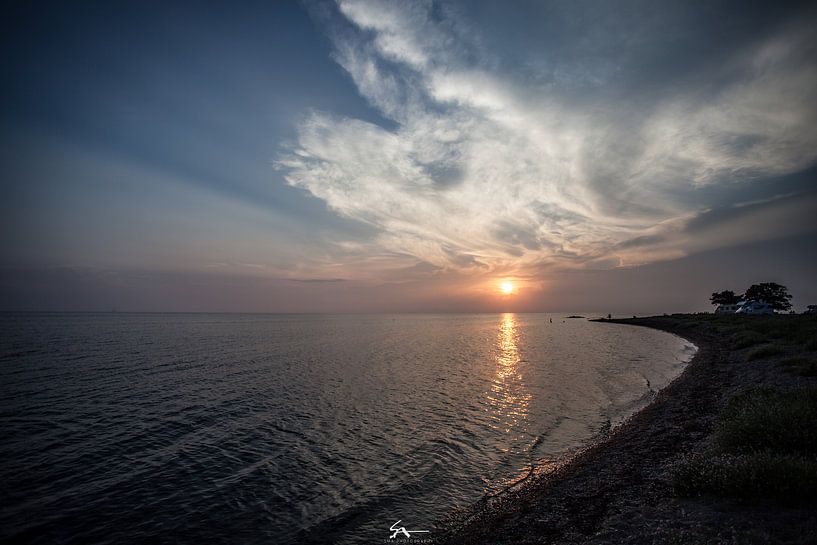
<box><xmin>500</xmin><ymin>281</ymin><xmax>514</xmax><ymax>295</ymax></box>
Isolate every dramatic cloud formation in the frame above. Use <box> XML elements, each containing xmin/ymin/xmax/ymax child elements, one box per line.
<box><xmin>3</xmin><ymin>1</ymin><xmax>816</xmax><ymax>312</ymax></box>
<box><xmin>280</xmin><ymin>0</ymin><xmax>817</xmax><ymax>280</ymax></box>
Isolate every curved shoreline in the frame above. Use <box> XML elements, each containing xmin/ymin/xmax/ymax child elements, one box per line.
<box><xmin>437</xmin><ymin>315</ymin><xmax>815</xmax><ymax>544</ymax></box>
<box><xmin>468</xmin><ymin>322</ymin><xmax>697</xmax><ymax>506</ymax></box>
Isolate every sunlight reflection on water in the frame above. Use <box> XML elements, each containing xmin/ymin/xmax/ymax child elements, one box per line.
<box><xmin>489</xmin><ymin>313</ymin><xmax>531</xmax><ymax>436</ymax></box>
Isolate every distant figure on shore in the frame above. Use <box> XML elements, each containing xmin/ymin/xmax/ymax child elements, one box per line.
<box><xmin>607</xmin><ymin>314</ymin><xmax>612</xmax><ymax>320</ymax></box>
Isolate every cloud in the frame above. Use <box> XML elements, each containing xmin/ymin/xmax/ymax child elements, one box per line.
<box><xmin>280</xmin><ymin>1</ymin><xmax>817</xmax><ymax>278</ymax></box>
<box><xmin>289</xmin><ymin>277</ymin><xmax>346</xmax><ymax>283</ymax></box>
<box><xmin>608</xmin><ymin>190</ymin><xmax>817</xmax><ymax>267</ymax></box>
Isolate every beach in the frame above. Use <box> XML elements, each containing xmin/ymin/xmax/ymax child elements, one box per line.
<box><xmin>439</xmin><ymin>315</ymin><xmax>817</xmax><ymax>544</ymax></box>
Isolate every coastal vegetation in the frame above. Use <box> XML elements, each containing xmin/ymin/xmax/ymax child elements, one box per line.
<box><xmin>709</xmin><ymin>289</ymin><xmax>743</xmax><ymax>306</ymax></box>
<box><xmin>744</xmin><ymin>283</ymin><xmax>793</xmax><ymax>311</ymax></box>
<box><xmin>710</xmin><ymin>282</ymin><xmax>794</xmax><ymax>311</ymax></box>
<box><xmin>671</xmin><ymin>314</ymin><xmax>817</xmax><ymax>503</ymax></box>
<box><xmin>746</xmin><ymin>345</ymin><xmax>784</xmax><ymax>360</ymax></box>
<box><xmin>673</xmin><ymin>388</ymin><xmax>817</xmax><ymax>501</ymax></box>
<box><xmin>676</xmin><ymin>310</ymin><xmax>817</xmax><ymax>349</ymax></box>
<box><xmin>782</xmin><ymin>356</ymin><xmax>817</xmax><ymax>377</ymax></box>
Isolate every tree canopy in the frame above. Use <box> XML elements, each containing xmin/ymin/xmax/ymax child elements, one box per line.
<box><xmin>710</xmin><ymin>290</ymin><xmax>743</xmax><ymax>306</ymax></box>
<box><xmin>744</xmin><ymin>283</ymin><xmax>792</xmax><ymax>311</ymax></box>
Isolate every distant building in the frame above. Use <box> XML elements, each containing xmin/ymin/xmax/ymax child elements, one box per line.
<box><xmin>715</xmin><ymin>303</ymin><xmax>742</xmax><ymax>314</ymax></box>
<box><xmin>735</xmin><ymin>300</ymin><xmax>775</xmax><ymax>315</ymax></box>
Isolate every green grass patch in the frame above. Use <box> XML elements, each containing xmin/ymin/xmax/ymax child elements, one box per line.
<box><xmin>691</xmin><ymin>315</ymin><xmax>817</xmax><ymax>350</ymax></box>
<box><xmin>673</xmin><ymin>450</ymin><xmax>817</xmax><ymax>501</ymax></box>
<box><xmin>755</xmin><ymin>316</ymin><xmax>817</xmax><ymax>347</ymax></box>
<box><xmin>673</xmin><ymin>388</ymin><xmax>817</xmax><ymax>502</ymax></box>
<box><xmin>746</xmin><ymin>345</ymin><xmax>784</xmax><ymax>360</ymax></box>
<box><xmin>732</xmin><ymin>331</ymin><xmax>766</xmax><ymax>349</ymax></box>
<box><xmin>715</xmin><ymin>388</ymin><xmax>817</xmax><ymax>454</ymax></box>
<box><xmin>781</xmin><ymin>356</ymin><xmax>817</xmax><ymax>377</ymax></box>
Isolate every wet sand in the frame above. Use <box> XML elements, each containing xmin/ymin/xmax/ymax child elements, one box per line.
<box><xmin>437</xmin><ymin>315</ymin><xmax>817</xmax><ymax>544</ymax></box>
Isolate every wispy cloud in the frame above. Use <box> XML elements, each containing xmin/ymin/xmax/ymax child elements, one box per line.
<box><xmin>289</xmin><ymin>277</ymin><xmax>346</xmax><ymax>283</ymax></box>
<box><xmin>280</xmin><ymin>0</ymin><xmax>817</xmax><ymax>280</ymax></box>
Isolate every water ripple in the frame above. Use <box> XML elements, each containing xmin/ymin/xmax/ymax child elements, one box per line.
<box><xmin>0</xmin><ymin>312</ymin><xmax>694</xmax><ymax>544</ymax></box>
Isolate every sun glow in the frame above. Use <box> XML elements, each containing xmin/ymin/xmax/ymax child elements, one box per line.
<box><xmin>500</xmin><ymin>281</ymin><xmax>514</xmax><ymax>295</ymax></box>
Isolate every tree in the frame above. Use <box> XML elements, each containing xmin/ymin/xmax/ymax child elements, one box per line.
<box><xmin>710</xmin><ymin>290</ymin><xmax>743</xmax><ymax>306</ymax></box>
<box><xmin>744</xmin><ymin>282</ymin><xmax>792</xmax><ymax>311</ymax></box>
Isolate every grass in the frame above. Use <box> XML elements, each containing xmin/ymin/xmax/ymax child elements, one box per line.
<box><xmin>662</xmin><ymin>315</ymin><xmax>817</xmax><ymax>369</ymax></box>
<box><xmin>746</xmin><ymin>345</ymin><xmax>784</xmax><ymax>361</ymax></box>
<box><xmin>654</xmin><ymin>316</ymin><xmax>817</xmax><ymax>504</ymax></box>
<box><xmin>673</xmin><ymin>450</ymin><xmax>817</xmax><ymax>501</ymax></box>
<box><xmin>676</xmin><ymin>314</ymin><xmax>817</xmax><ymax>351</ymax></box>
<box><xmin>714</xmin><ymin>388</ymin><xmax>817</xmax><ymax>454</ymax></box>
<box><xmin>781</xmin><ymin>356</ymin><xmax>817</xmax><ymax>377</ymax></box>
<box><xmin>731</xmin><ymin>331</ymin><xmax>766</xmax><ymax>349</ymax></box>
<box><xmin>673</xmin><ymin>388</ymin><xmax>817</xmax><ymax>502</ymax></box>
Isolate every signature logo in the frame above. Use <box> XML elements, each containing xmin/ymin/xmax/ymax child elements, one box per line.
<box><xmin>389</xmin><ymin>520</ymin><xmax>430</xmax><ymax>539</ymax></box>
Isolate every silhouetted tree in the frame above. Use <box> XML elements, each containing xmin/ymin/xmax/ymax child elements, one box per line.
<box><xmin>744</xmin><ymin>282</ymin><xmax>792</xmax><ymax>311</ymax></box>
<box><xmin>710</xmin><ymin>290</ymin><xmax>743</xmax><ymax>306</ymax></box>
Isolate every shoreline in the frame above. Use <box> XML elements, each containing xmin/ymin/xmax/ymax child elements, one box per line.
<box><xmin>437</xmin><ymin>315</ymin><xmax>817</xmax><ymax>544</ymax></box>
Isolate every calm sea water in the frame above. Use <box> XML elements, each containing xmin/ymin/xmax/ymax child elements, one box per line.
<box><xmin>0</xmin><ymin>313</ymin><xmax>695</xmax><ymax>544</ymax></box>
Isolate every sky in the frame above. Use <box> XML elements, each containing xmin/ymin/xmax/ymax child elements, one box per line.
<box><xmin>2</xmin><ymin>0</ymin><xmax>816</xmax><ymax>313</ymax></box>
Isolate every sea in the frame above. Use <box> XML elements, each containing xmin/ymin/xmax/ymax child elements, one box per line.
<box><xmin>0</xmin><ymin>312</ymin><xmax>696</xmax><ymax>544</ymax></box>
